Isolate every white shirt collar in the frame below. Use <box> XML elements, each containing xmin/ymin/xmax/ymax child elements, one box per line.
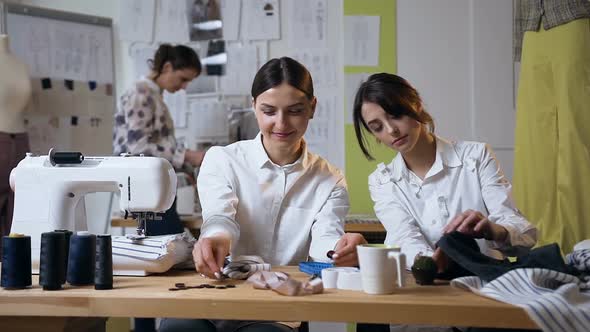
<box><xmin>427</xmin><ymin>136</ymin><xmax>463</xmax><ymax>177</ymax></box>
<box><xmin>251</xmin><ymin>132</ymin><xmax>310</xmax><ymax>170</ymax></box>
<box><xmin>390</xmin><ymin>135</ymin><xmax>462</xmax><ymax>182</ymax></box>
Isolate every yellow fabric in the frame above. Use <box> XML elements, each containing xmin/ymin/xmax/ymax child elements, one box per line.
<box><xmin>514</xmin><ymin>19</ymin><xmax>590</xmax><ymax>253</ymax></box>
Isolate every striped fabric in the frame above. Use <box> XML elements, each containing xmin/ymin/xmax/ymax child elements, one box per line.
<box><xmin>573</xmin><ymin>240</ymin><xmax>590</xmax><ymax>252</ymax></box>
<box><xmin>451</xmin><ymin>268</ymin><xmax>590</xmax><ymax>332</ymax></box>
<box><xmin>222</xmin><ymin>255</ymin><xmax>271</xmax><ymax>280</ymax></box>
<box><xmin>566</xmin><ymin>249</ymin><xmax>590</xmax><ymax>282</ymax></box>
<box><xmin>112</xmin><ymin>237</ymin><xmax>169</xmax><ymax>260</ymax></box>
<box><xmin>112</xmin><ymin>232</ymin><xmax>195</xmax><ymax>261</ymax></box>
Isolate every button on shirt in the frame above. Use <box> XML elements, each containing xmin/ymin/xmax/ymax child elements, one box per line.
<box><xmin>197</xmin><ymin>133</ymin><xmax>347</xmax><ymax>266</ymax></box>
<box><xmin>368</xmin><ymin>137</ymin><xmax>537</xmax><ymax>268</ymax></box>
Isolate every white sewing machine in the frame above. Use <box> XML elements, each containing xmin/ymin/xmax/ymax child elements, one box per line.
<box><xmin>9</xmin><ymin>149</ymin><xmax>177</xmax><ymax>275</ymax></box>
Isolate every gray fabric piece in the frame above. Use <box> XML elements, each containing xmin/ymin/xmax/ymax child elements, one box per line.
<box><xmin>566</xmin><ymin>249</ymin><xmax>590</xmax><ymax>282</ymax></box>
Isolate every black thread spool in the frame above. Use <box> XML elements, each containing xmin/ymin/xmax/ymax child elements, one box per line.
<box><xmin>39</xmin><ymin>232</ymin><xmax>67</xmax><ymax>290</ymax></box>
<box><xmin>1</xmin><ymin>235</ymin><xmax>32</xmax><ymax>289</ymax></box>
<box><xmin>66</xmin><ymin>232</ymin><xmax>96</xmax><ymax>286</ymax></box>
<box><xmin>54</xmin><ymin>229</ymin><xmax>73</xmax><ymax>284</ymax></box>
<box><xmin>94</xmin><ymin>235</ymin><xmax>113</xmax><ymax>290</ymax></box>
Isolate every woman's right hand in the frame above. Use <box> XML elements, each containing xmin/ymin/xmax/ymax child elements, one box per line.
<box><xmin>332</xmin><ymin>233</ymin><xmax>367</xmax><ymax>267</ymax></box>
<box><xmin>184</xmin><ymin>149</ymin><xmax>206</xmax><ymax>167</ymax></box>
<box><xmin>443</xmin><ymin>209</ymin><xmax>508</xmax><ymax>243</ymax></box>
<box><xmin>192</xmin><ymin>234</ymin><xmax>231</xmax><ymax>279</ymax></box>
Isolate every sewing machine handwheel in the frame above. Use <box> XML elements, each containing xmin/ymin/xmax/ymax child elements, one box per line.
<box><xmin>48</xmin><ymin>148</ymin><xmax>84</xmax><ymax>166</ymax></box>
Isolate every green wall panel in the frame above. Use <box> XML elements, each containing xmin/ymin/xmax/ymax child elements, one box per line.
<box><xmin>343</xmin><ymin>0</ymin><xmax>397</xmax><ymax>214</ymax></box>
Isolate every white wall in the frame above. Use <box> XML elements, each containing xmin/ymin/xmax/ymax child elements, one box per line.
<box><xmin>397</xmin><ymin>0</ymin><xmax>515</xmax><ymax>179</ymax></box>
<box><xmin>269</xmin><ymin>0</ymin><xmax>345</xmax><ymax>169</ymax></box>
<box><xmin>14</xmin><ymin>0</ymin><xmax>135</xmax><ymax>98</ymax></box>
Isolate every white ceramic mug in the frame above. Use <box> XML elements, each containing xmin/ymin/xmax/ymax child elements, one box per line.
<box><xmin>356</xmin><ymin>244</ymin><xmax>406</xmax><ymax>295</ymax></box>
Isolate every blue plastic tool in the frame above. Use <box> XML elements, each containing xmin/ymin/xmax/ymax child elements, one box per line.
<box><xmin>298</xmin><ymin>262</ymin><xmax>333</xmax><ymax>276</ymax></box>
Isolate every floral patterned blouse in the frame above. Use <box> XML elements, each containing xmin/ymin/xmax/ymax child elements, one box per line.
<box><xmin>113</xmin><ymin>77</ymin><xmax>185</xmax><ymax>169</ymax></box>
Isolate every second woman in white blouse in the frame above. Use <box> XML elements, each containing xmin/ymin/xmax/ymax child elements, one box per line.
<box><xmin>352</xmin><ymin>73</ymin><xmax>537</xmax><ymax>272</ymax></box>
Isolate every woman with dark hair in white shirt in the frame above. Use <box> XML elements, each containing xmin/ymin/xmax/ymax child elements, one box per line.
<box><xmin>160</xmin><ymin>57</ymin><xmax>367</xmax><ymax>332</ymax></box>
<box><xmin>352</xmin><ymin>73</ymin><xmax>538</xmax><ymax>274</ymax></box>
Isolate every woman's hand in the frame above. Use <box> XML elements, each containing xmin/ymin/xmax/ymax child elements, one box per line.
<box><xmin>332</xmin><ymin>233</ymin><xmax>368</xmax><ymax>267</ymax></box>
<box><xmin>192</xmin><ymin>234</ymin><xmax>231</xmax><ymax>278</ymax></box>
<box><xmin>431</xmin><ymin>247</ymin><xmax>450</xmax><ymax>273</ymax></box>
<box><xmin>184</xmin><ymin>149</ymin><xmax>206</xmax><ymax>167</ymax></box>
<box><xmin>443</xmin><ymin>209</ymin><xmax>508</xmax><ymax>242</ymax></box>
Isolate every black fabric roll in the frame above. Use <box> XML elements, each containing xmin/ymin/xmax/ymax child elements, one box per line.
<box><xmin>67</xmin><ymin>232</ymin><xmax>96</xmax><ymax>286</ymax></box>
<box><xmin>436</xmin><ymin>231</ymin><xmax>573</xmax><ymax>282</ymax></box>
<box><xmin>39</xmin><ymin>232</ymin><xmax>67</xmax><ymax>290</ymax></box>
<box><xmin>95</xmin><ymin>235</ymin><xmax>113</xmax><ymax>290</ymax></box>
<box><xmin>1</xmin><ymin>235</ymin><xmax>32</xmax><ymax>289</ymax></box>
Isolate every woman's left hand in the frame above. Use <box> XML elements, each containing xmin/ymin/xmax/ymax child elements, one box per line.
<box><xmin>332</xmin><ymin>233</ymin><xmax>368</xmax><ymax>267</ymax></box>
<box><xmin>443</xmin><ymin>209</ymin><xmax>508</xmax><ymax>242</ymax></box>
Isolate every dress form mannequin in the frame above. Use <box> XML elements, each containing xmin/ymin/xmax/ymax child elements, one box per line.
<box><xmin>0</xmin><ymin>34</ymin><xmax>32</xmax><ymax>253</ymax></box>
<box><xmin>0</xmin><ymin>34</ymin><xmax>31</xmax><ymax>133</ymax></box>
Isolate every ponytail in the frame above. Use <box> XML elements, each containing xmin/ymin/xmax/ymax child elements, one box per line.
<box><xmin>148</xmin><ymin>44</ymin><xmax>202</xmax><ymax>79</ymax></box>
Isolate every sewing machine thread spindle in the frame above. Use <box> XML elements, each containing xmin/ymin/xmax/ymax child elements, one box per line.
<box><xmin>48</xmin><ymin>148</ymin><xmax>84</xmax><ymax>166</ymax></box>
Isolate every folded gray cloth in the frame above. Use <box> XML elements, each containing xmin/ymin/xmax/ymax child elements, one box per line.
<box><xmin>222</xmin><ymin>255</ymin><xmax>271</xmax><ymax>280</ymax></box>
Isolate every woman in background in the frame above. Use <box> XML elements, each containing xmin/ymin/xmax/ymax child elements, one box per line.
<box><xmin>112</xmin><ymin>43</ymin><xmax>203</xmax><ymax>332</ymax></box>
<box><xmin>113</xmin><ymin>43</ymin><xmax>204</xmax><ymax>236</ymax></box>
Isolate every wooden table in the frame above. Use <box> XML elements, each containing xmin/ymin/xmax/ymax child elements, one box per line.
<box><xmin>111</xmin><ymin>214</ymin><xmax>386</xmax><ymax>233</ymax></box>
<box><xmin>0</xmin><ymin>267</ymin><xmax>537</xmax><ymax>330</ymax></box>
